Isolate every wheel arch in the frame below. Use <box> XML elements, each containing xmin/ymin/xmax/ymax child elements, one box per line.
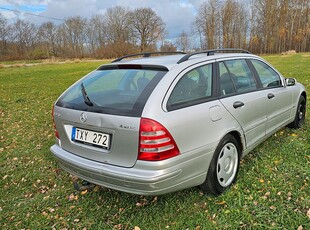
<box><xmin>301</xmin><ymin>91</ymin><xmax>307</xmax><ymax>104</ymax></box>
<box><xmin>227</xmin><ymin>130</ymin><xmax>244</xmax><ymax>156</ymax></box>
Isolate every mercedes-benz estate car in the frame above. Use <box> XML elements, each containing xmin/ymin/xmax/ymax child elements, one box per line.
<box><xmin>50</xmin><ymin>49</ymin><xmax>307</xmax><ymax>195</ymax></box>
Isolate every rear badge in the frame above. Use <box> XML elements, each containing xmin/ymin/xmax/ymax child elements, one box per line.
<box><xmin>119</xmin><ymin>124</ymin><xmax>136</xmax><ymax>130</ymax></box>
<box><xmin>80</xmin><ymin>112</ymin><xmax>87</xmax><ymax>123</ymax></box>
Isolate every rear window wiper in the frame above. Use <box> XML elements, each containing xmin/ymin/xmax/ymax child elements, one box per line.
<box><xmin>81</xmin><ymin>83</ymin><xmax>94</xmax><ymax>106</ymax></box>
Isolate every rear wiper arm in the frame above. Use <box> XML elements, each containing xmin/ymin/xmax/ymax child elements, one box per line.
<box><xmin>81</xmin><ymin>83</ymin><xmax>93</xmax><ymax>106</ymax></box>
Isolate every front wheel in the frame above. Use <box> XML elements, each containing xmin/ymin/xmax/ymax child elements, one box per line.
<box><xmin>200</xmin><ymin>134</ymin><xmax>241</xmax><ymax>195</ymax></box>
<box><xmin>288</xmin><ymin>95</ymin><xmax>306</xmax><ymax>129</ymax></box>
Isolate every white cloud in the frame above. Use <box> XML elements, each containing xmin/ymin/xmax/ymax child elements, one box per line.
<box><xmin>0</xmin><ymin>0</ymin><xmax>207</xmax><ymax>38</ymax></box>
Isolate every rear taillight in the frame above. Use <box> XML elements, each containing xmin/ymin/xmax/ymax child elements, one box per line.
<box><xmin>139</xmin><ymin>118</ymin><xmax>180</xmax><ymax>161</ymax></box>
<box><xmin>52</xmin><ymin>105</ymin><xmax>59</xmax><ymax>139</ymax></box>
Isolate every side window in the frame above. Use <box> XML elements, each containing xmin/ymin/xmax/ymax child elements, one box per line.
<box><xmin>251</xmin><ymin>60</ymin><xmax>282</xmax><ymax>88</ymax></box>
<box><xmin>219</xmin><ymin>59</ymin><xmax>257</xmax><ymax>96</ymax></box>
<box><xmin>167</xmin><ymin>64</ymin><xmax>212</xmax><ymax>109</ymax></box>
<box><xmin>219</xmin><ymin>62</ymin><xmax>235</xmax><ymax>95</ymax></box>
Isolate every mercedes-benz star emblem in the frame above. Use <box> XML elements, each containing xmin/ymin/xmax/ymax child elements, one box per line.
<box><xmin>80</xmin><ymin>112</ymin><xmax>87</xmax><ymax>123</ymax></box>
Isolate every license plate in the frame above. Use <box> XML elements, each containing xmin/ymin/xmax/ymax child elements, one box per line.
<box><xmin>71</xmin><ymin>127</ymin><xmax>110</xmax><ymax>149</ymax></box>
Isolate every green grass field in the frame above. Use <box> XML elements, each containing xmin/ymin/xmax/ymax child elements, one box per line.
<box><xmin>0</xmin><ymin>54</ymin><xmax>309</xmax><ymax>229</ymax></box>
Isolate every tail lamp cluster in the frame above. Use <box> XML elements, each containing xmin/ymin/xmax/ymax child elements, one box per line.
<box><xmin>139</xmin><ymin>118</ymin><xmax>180</xmax><ymax>161</ymax></box>
<box><xmin>52</xmin><ymin>105</ymin><xmax>59</xmax><ymax>139</ymax></box>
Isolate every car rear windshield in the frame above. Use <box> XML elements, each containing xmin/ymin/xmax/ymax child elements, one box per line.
<box><xmin>56</xmin><ymin>66</ymin><xmax>167</xmax><ymax>117</ymax></box>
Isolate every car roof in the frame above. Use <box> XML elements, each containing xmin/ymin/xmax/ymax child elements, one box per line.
<box><xmin>100</xmin><ymin>50</ymin><xmax>259</xmax><ymax>71</ymax></box>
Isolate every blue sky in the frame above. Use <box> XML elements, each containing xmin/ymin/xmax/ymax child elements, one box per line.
<box><xmin>0</xmin><ymin>0</ymin><xmax>206</xmax><ymax>39</ymax></box>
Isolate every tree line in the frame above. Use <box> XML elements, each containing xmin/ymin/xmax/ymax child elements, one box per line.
<box><xmin>0</xmin><ymin>0</ymin><xmax>309</xmax><ymax>61</ymax></box>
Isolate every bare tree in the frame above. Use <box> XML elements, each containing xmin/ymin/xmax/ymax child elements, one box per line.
<box><xmin>175</xmin><ymin>31</ymin><xmax>192</xmax><ymax>52</ymax></box>
<box><xmin>85</xmin><ymin>14</ymin><xmax>107</xmax><ymax>57</ymax></box>
<box><xmin>195</xmin><ymin>0</ymin><xmax>248</xmax><ymax>50</ymax></box>
<box><xmin>101</xmin><ymin>6</ymin><xmax>140</xmax><ymax>57</ymax></box>
<box><xmin>221</xmin><ymin>0</ymin><xmax>248</xmax><ymax>48</ymax></box>
<box><xmin>60</xmin><ymin>16</ymin><xmax>87</xmax><ymax>58</ymax></box>
<box><xmin>38</xmin><ymin>22</ymin><xmax>58</xmax><ymax>57</ymax></box>
<box><xmin>11</xmin><ymin>19</ymin><xmax>37</xmax><ymax>59</ymax></box>
<box><xmin>160</xmin><ymin>41</ymin><xmax>177</xmax><ymax>52</ymax></box>
<box><xmin>195</xmin><ymin>0</ymin><xmax>221</xmax><ymax>49</ymax></box>
<box><xmin>130</xmin><ymin>7</ymin><xmax>166</xmax><ymax>51</ymax></box>
<box><xmin>105</xmin><ymin>6</ymin><xmax>132</xmax><ymax>44</ymax></box>
<box><xmin>0</xmin><ymin>15</ymin><xmax>11</xmax><ymax>60</ymax></box>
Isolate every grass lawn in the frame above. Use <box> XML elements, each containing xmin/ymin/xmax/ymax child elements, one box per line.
<box><xmin>0</xmin><ymin>54</ymin><xmax>309</xmax><ymax>229</ymax></box>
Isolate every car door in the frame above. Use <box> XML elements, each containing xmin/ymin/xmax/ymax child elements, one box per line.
<box><xmin>162</xmin><ymin>62</ymin><xmax>235</xmax><ymax>154</ymax></box>
<box><xmin>218</xmin><ymin>59</ymin><xmax>267</xmax><ymax>148</ymax></box>
<box><xmin>250</xmin><ymin>59</ymin><xmax>293</xmax><ymax>135</ymax></box>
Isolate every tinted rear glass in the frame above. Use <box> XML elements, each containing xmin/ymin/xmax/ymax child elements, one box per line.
<box><xmin>56</xmin><ymin>67</ymin><xmax>167</xmax><ymax>117</ymax></box>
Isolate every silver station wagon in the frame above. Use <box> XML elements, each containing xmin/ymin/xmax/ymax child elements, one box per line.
<box><xmin>51</xmin><ymin>49</ymin><xmax>307</xmax><ymax>195</ymax></box>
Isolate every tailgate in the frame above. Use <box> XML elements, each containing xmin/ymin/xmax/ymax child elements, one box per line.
<box><xmin>54</xmin><ymin>106</ymin><xmax>140</xmax><ymax>168</ymax></box>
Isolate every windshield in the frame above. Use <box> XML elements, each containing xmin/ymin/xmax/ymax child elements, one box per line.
<box><xmin>56</xmin><ymin>67</ymin><xmax>167</xmax><ymax>117</ymax></box>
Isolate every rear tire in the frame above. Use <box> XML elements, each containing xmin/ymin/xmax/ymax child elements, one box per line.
<box><xmin>200</xmin><ymin>134</ymin><xmax>241</xmax><ymax>195</ymax></box>
<box><xmin>288</xmin><ymin>95</ymin><xmax>306</xmax><ymax>129</ymax></box>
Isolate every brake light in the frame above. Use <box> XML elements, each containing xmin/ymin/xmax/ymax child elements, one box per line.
<box><xmin>139</xmin><ymin>118</ymin><xmax>180</xmax><ymax>161</ymax></box>
<box><xmin>52</xmin><ymin>105</ymin><xmax>59</xmax><ymax>139</ymax></box>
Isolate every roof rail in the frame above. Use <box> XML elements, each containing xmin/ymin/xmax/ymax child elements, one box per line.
<box><xmin>112</xmin><ymin>51</ymin><xmax>187</xmax><ymax>63</ymax></box>
<box><xmin>177</xmin><ymin>48</ymin><xmax>251</xmax><ymax>64</ymax></box>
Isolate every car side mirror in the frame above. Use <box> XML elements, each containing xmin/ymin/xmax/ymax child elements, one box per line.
<box><xmin>285</xmin><ymin>78</ymin><xmax>296</xmax><ymax>86</ymax></box>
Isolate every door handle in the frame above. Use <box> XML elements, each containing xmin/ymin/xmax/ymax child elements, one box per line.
<box><xmin>268</xmin><ymin>93</ymin><xmax>275</xmax><ymax>99</ymax></box>
<box><xmin>233</xmin><ymin>101</ymin><xmax>244</xmax><ymax>109</ymax></box>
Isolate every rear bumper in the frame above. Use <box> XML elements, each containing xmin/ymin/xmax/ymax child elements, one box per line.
<box><xmin>50</xmin><ymin>144</ymin><xmax>214</xmax><ymax>195</ymax></box>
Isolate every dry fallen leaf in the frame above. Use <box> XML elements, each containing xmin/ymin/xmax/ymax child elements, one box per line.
<box><xmin>114</xmin><ymin>224</ymin><xmax>123</xmax><ymax>229</ymax></box>
<box><xmin>216</xmin><ymin>201</ymin><xmax>226</xmax><ymax>205</ymax></box>
<box><xmin>270</xmin><ymin>205</ymin><xmax>276</xmax><ymax>210</ymax></box>
<box><xmin>81</xmin><ymin>190</ymin><xmax>88</xmax><ymax>195</ymax></box>
<box><xmin>136</xmin><ymin>202</ymin><xmax>143</xmax><ymax>207</ymax></box>
<box><xmin>42</xmin><ymin>211</ymin><xmax>48</xmax><ymax>216</ymax></box>
<box><xmin>136</xmin><ymin>197</ymin><xmax>148</xmax><ymax>207</ymax></box>
<box><xmin>68</xmin><ymin>193</ymin><xmax>78</xmax><ymax>201</ymax></box>
<box><xmin>265</xmin><ymin>192</ymin><xmax>271</xmax><ymax>196</ymax></box>
<box><xmin>288</xmin><ymin>192</ymin><xmax>292</xmax><ymax>197</ymax></box>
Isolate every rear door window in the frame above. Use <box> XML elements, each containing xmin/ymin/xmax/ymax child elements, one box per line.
<box><xmin>56</xmin><ymin>66</ymin><xmax>167</xmax><ymax>117</ymax></box>
<box><xmin>219</xmin><ymin>59</ymin><xmax>257</xmax><ymax>96</ymax></box>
